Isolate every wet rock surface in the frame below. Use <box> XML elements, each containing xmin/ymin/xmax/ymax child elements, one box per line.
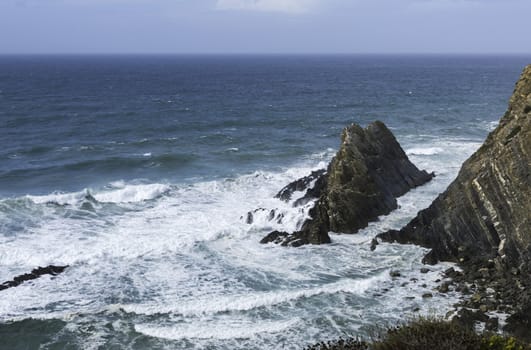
<box><xmin>378</xmin><ymin>65</ymin><xmax>531</xmax><ymax>340</ymax></box>
<box><xmin>0</xmin><ymin>265</ymin><xmax>69</xmax><ymax>291</ymax></box>
<box><xmin>275</xmin><ymin>169</ymin><xmax>327</xmax><ymax>207</ymax></box>
<box><xmin>262</xmin><ymin>121</ymin><xmax>433</xmax><ymax>246</ymax></box>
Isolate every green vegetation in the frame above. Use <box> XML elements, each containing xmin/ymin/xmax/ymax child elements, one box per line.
<box><xmin>304</xmin><ymin>318</ymin><xmax>531</xmax><ymax>350</ymax></box>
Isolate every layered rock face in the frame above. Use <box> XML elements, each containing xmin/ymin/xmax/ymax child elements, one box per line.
<box><xmin>378</xmin><ymin>66</ymin><xmax>531</xmax><ymax>268</ymax></box>
<box><xmin>378</xmin><ymin>65</ymin><xmax>531</xmax><ymax>339</ymax></box>
<box><xmin>261</xmin><ymin>121</ymin><xmax>434</xmax><ymax>246</ymax></box>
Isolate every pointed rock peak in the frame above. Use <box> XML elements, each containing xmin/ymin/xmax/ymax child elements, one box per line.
<box><xmin>262</xmin><ymin>120</ymin><xmax>433</xmax><ymax>246</ymax></box>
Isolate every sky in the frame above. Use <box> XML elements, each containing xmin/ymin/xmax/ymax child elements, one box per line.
<box><xmin>1</xmin><ymin>0</ymin><xmax>530</xmax><ymax>54</ymax></box>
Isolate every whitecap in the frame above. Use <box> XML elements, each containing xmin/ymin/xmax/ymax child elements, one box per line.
<box><xmin>93</xmin><ymin>183</ymin><xmax>170</xmax><ymax>203</ymax></box>
<box><xmin>26</xmin><ymin>190</ymin><xmax>88</xmax><ymax>206</ymax></box>
<box><xmin>406</xmin><ymin>147</ymin><xmax>444</xmax><ymax>156</ymax></box>
<box><xmin>135</xmin><ymin>319</ymin><xmax>299</xmax><ymax>340</ymax></box>
<box><xmin>26</xmin><ymin>183</ymin><xmax>170</xmax><ymax>206</ymax></box>
<box><xmin>121</xmin><ymin>273</ymin><xmax>386</xmax><ymax>317</ymax></box>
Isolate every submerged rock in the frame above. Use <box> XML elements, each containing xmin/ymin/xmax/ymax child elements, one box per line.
<box><xmin>262</xmin><ymin>121</ymin><xmax>433</xmax><ymax>246</ymax></box>
<box><xmin>378</xmin><ymin>65</ymin><xmax>531</xmax><ymax>340</ymax></box>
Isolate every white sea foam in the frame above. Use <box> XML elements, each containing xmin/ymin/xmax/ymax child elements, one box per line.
<box><xmin>135</xmin><ymin>319</ymin><xmax>299</xmax><ymax>340</ymax></box>
<box><xmin>0</xmin><ymin>139</ymin><xmax>480</xmax><ymax>348</ymax></box>
<box><xmin>94</xmin><ymin>183</ymin><xmax>170</xmax><ymax>203</ymax></box>
<box><xmin>406</xmin><ymin>147</ymin><xmax>444</xmax><ymax>156</ymax></box>
<box><xmin>482</xmin><ymin>120</ymin><xmax>499</xmax><ymax>132</ymax></box>
<box><xmin>122</xmin><ymin>273</ymin><xmax>386</xmax><ymax>317</ymax></box>
<box><xmin>26</xmin><ymin>190</ymin><xmax>88</xmax><ymax>205</ymax></box>
<box><xmin>25</xmin><ymin>183</ymin><xmax>170</xmax><ymax>205</ymax></box>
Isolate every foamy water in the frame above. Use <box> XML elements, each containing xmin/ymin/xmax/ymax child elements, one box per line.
<box><xmin>0</xmin><ymin>138</ymin><xmax>479</xmax><ymax>349</ymax></box>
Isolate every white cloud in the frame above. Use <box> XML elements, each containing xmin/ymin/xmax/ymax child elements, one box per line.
<box><xmin>216</xmin><ymin>0</ymin><xmax>316</xmax><ymax>13</ymax></box>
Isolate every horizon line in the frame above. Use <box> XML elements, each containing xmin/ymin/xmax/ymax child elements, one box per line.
<box><xmin>1</xmin><ymin>52</ymin><xmax>531</xmax><ymax>57</ymax></box>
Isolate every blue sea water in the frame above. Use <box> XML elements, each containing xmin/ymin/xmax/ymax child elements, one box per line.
<box><xmin>0</xmin><ymin>55</ymin><xmax>529</xmax><ymax>349</ymax></box>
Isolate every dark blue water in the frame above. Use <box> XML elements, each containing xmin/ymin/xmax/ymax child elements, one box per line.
<box><xmin>1</xmin><ymin>55</ymin><xmax>525</xmax><ymax>196</ymax></box>
<box><xmin>0</xmin><ymin>55</ymin><xmax>529</xmax><ymax>350</ymax></box>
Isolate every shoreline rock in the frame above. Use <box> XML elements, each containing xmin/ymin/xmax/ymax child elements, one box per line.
<box><xmin>262</xmin><ymin>121</ymin><xmax>434</xmax><ymax>246</ymax></box>
<box><xmin>377</xmin><ymin>65</ymin><xmax>531</xmax><ymax>340</ymax></box>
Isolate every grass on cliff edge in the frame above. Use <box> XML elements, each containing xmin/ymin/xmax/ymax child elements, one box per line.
<box><xmin>304</xmin><ymin>318</ymin><xmax>531</xmax><ymax>350</ymax></box>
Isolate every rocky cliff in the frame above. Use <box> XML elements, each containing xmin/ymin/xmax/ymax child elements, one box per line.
<box><xmin>261</xmin><ymin>121</ymin><xmax>434</xmax><ymax>246</ymax></box>
<box><xmin>378</xmin><ymin>66</ymin><xmax>530</xmax><ymax>266</ymax></box>
<box><xmin>378</xmin><ymin>65</ymin><xmax>531</xmax><ymax>339</ymax></box>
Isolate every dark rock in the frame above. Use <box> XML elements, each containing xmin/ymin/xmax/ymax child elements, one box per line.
<box><xmin>505</xmin><ymin>303</ymin><xmax>531</xmax><ymax>342</ymax></box>
<box><xmin>243</xmin><ymin>208</ymin><xmax>268</xmax><ymax>224</ymax></box>
<box><xmin>444</xmin><ymin>267</ymin><xmax>456</xmax><ymax>278</ymax></box>
<box><xmin>471</xmin><ymin>293</ymin><xmax>483</xmax><ymax>304</ymax></box>
<box><xmin>486</xmin><ymin>259</ymin><xmax>495</xmax><ymax>269</ymax></box>
<box><xmin>422</xmin><ymin>293</ymin><xmax>433</xmax><ymax>298</ymax></box>
<box><xmin>260</xmin><ymin>229</ymin><xmax>331</xmax><ymax>247</ymax></box>
<box><xmin>263</xmin><ymin>121</ymin><xmax>433</xmax><ymax>246</ymax></box>
<box><xmin>452</xmin><ymin>308</ymin><xmax>488</xmax><ymax>330</ymax></box>
<box><xmin>420</xmin><ymin>267</ymin><xmax>430</xmax><ymax>274</ymax></box>
<box><xmin>244</xmin><ymin>208</ymin><xmax>286</xmax><ymax>225</ymax></box>
<box><xmin>245</xmin><ymin>211</ymin><xmax>254</xmax><ymax>224</ymax></box>
<box><xmin>317</xmin><ymin>121</ymin><xmax>434</xmax><ymax>235</ymax></box>
<box><xmin>438</xmin><ymin>281</ymin><xmax>451</xmax><ymax>293</ymax></box>
<box><xmin>456</xmin><ymin>284</ymin><xmax>470</xmax><ymax>294</ymax></box>
<box><xmin>260</xmin><ymin>231</ymin><xmax>289</xmax><ymax>244</ymax></box>
<box><xmin>0</xmin><ymin>265</ymin><xmax>69</xmax><ymax>291</ymax></box>
<box><xmin>275</xmin><ymin>169</ymin><xmax>326</xmax><ymax>204</ymax></box>
<box><xmin>390</xmin><ymin>270</ymin><xmax>401</xmax><ymax>278</ymax></box>
<box><xmin>293</xmin><ymin>172</ymin><xmax>328</xmax><ymax>207</ymax></box>
<box><xmin>485</xmin><ymin>317</ymin><xmax>499</xmax><ymax>332</ymax></box>
<box><xmin>478</xmin><ymin>268</ymin><xmax>490</xmax><ymax>279</ymax></box>
<box><xmin>370</xmin><ymin>238</ymin><xmax>379</xmax><ymax>251</ymax></box>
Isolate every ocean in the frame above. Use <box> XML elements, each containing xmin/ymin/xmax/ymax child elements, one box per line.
<box><xmin>0</xmin><ymin>54</ymin><xmax>529</xmax><ymax>349</ymax></box>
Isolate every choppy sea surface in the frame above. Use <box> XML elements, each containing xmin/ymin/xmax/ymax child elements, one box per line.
<box><xmin>0</xmin><ymin>55</ymin><xmax>529</xmax><ymax>349</ymax></box>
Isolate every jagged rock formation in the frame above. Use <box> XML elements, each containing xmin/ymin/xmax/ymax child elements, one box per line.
<box><xmin>261</xmin><ymin>121</ymin><xmax>434</xmax><ymax>246</ymax></box>
<box><xmin>378</xmin><ymin>65</ymin><xmax>531</xmax><ymax>339</ymax></box>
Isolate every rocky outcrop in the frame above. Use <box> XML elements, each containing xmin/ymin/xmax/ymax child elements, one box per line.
<box><xmin>0</xmin><ymin>265</ymin><xmax>69</xmax><ymax>291</ymax></box>
<box><xmin>378</xmin><ymin>65</ymin><xmax>531</xmax><ymax>339</ymax></box>
<box><xmin>261</xmin><ymin>121</ymin><xmax>434</xmax><ymax>246</ymax></box>
<box><xmin>378</xmin><ymin>65</ymin><xmax>530</xmax><ymax>267</ymax></box>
